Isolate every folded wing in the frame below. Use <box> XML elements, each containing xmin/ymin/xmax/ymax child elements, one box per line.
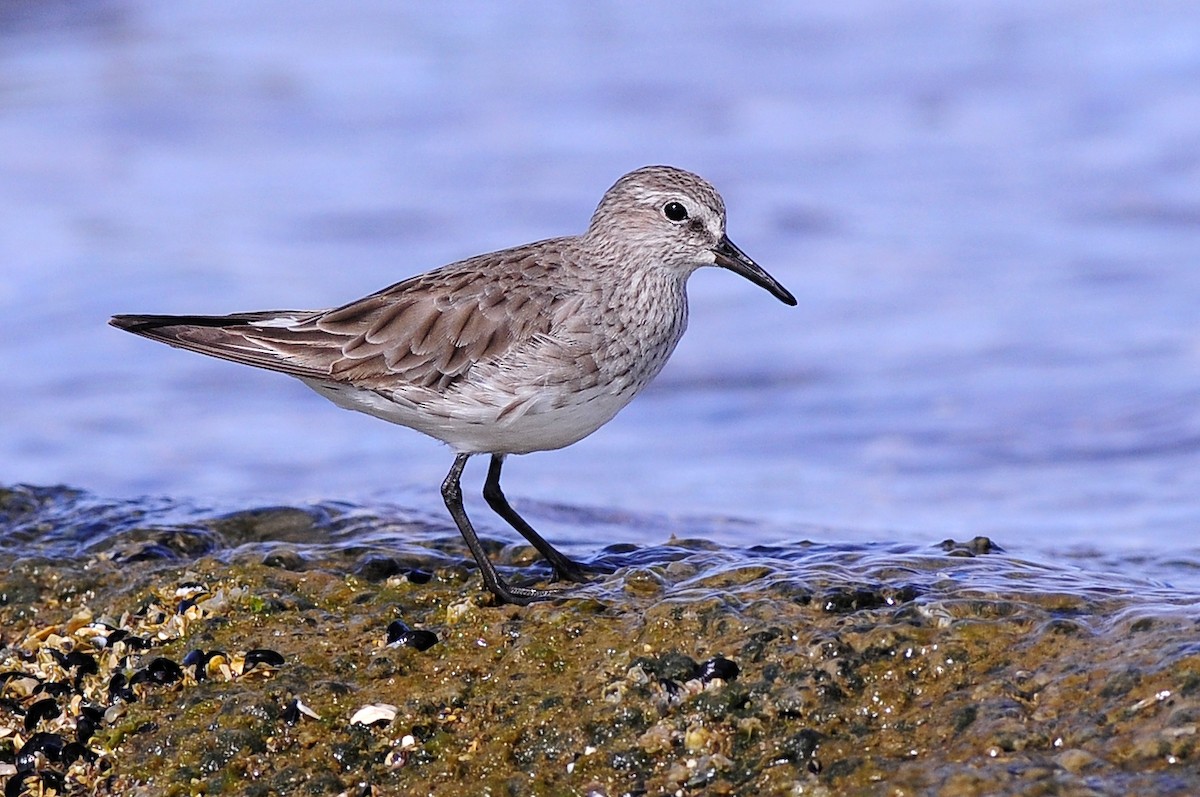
<box><xmin>110</xmin><ymin>264</ymin><xmax>557</xmax><ymax>393</ymax></box>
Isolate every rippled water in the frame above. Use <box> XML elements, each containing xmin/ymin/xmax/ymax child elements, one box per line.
<box><xmin>1</xmin><ymin>2</ymin><xmax>1199</xmax><ymax>592</ymax></box>
<box><xmin>4</xmin><ymin>484</ymin><xmax>1193</xmax><ymax>627</ymax></box>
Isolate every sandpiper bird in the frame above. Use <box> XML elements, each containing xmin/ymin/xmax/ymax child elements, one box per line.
<box><xmin>111</xmin><ymin>165</ymin><xmax>796</xmax><ymax>604</ymax></box>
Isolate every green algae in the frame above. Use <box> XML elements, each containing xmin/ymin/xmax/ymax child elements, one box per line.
<box><xmin>1</xmin><ymin>510</ymin><xmax>1199</xmax><ymax>795</ymax></box>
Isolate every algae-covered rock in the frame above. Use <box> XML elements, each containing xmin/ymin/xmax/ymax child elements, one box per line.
<box><xmin>1</xmin><ymin>494</ymin><xmax>1198</xmax><ymax>795</ymax></box>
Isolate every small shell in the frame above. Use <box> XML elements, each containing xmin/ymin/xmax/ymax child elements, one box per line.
<box><xmin>295</xmin><ymin>697</ymin><xmax>321</xmax><ymax>720</ymax></box>
<box><xmin>243</xmin><ymin>649</ymin><xmax>285</xmax><ymax>671</ymax></box>
<box><xmin>174</xmin><ymin>583</ymin><xmax>209</xmax><ymax>600</ymax></box>
<box><xmin>350</xmin><ymin>704</ymin><xmax>398</xmax><ymax>727</ymax></box>
<box><xmin>386</xmin><ymin>621</ymin><xmax>438</xmax><ymax>652</ymax></box>
<box><xmin>283</xmin><ymin>697</ymin><xmax>322</xmax><ymax>725</ymax></box>
<box><xmin>697</xmin><ymin>656</ymin><xmax>740</xmax><ymax>684</ymax></box>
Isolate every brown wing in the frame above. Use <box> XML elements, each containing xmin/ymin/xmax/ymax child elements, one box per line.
<box><xmin>111</xmin><ymin>240</ymin><xmax>570</xmax><ymax>392</ymax></box>
<box><xmin>274</xmin><ymin>265</ymin><xmax>555</xmax><ymax>391</ymax></box>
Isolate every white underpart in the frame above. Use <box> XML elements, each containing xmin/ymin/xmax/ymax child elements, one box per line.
<box><xmin>302</xmin><ymin>378</ymin><xmax>636</xmax><ymax>455</ymax></box>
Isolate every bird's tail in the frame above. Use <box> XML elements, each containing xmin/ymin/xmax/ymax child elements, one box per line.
<box><xmin>109</xmin><ymin>311</ymin><xmax>326</xmax><ymax>379</ymax></box>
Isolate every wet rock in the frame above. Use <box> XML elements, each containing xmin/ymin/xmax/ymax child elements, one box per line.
<box><xmin>938</xmin><ymin>536</ymin><xmax>1003</xmax><ymax>556</ymax></box>
<box><xmin>820</xmin><ymin>586</ymin><xmax>888</xmax><ymax>613</ymax></box>
<box><xmin>3</xmin><ymin>501</ymin><xmax>1200</xmax><ymax>796</ymax></box>
<box><xmin>212</xmin><ymin>506</ymin><xmax>328</xmax><ymax>545</ymax></box>
<box><xmin>1055</xmin><ymin>747</ymin><xmax>1102</xmax><ymax>774</ymax></box>
<box><xmin>691</xmin><ymin>683</ymin><xmax>749</xmax><ymax>719</ymax></box>
<box><xmin>630</xmin><ymin>652</ymin><xmax>699</xmax><ymax>682</ymax></box>
<box><xmin>406</xmin><ymin>568</ymin><xmax>433</xmax><ymax>584</ymax></box>
<box><xmin>261</xmin><ymin>548</ymin><xmax>309</xmax><ymax>571</ymax></box>
<box><xmin>356</xmin><ymin>556</ymin><xmax>403</xmax><ymax>581</ymax></box>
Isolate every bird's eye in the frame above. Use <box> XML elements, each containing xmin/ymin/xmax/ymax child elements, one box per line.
<box><xmin>663</xmin><ymin>201</ymin><xmax>688</xmax><ymax>222</ymax></box>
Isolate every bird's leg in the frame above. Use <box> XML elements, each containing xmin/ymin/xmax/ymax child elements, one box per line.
<box><xmin>483</xmin><ymin>454</ymin><xmax>590</xmax><ymax>583</ymax></box>
<box><xmin>441</xmin><ymin>453</ymin><xmax>551</xmax><ymax>605</ymax></box>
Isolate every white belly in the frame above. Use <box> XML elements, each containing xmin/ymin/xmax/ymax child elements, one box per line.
<box><xmin>301</xmin><ymin>378</ymin><xmax>637</xmax><ymax>455</ymax></box>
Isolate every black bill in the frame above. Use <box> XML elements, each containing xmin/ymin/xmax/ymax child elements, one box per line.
<box><xmin>711</xmin><ymin>236</ymin><xmax>797</xmax><ymax>306</ymax></box>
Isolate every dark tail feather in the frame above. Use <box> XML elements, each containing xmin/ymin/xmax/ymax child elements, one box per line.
<box><xmin>108</xmin><ymin>311</ymin><xmax>328</xmax><ymax>380</ymax></box>
<box><xmin>110</xmin><ymin>312</ymin><xmax>288</xmax><ymax>333</ymax></box>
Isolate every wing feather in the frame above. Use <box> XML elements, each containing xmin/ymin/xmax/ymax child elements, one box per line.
<box><xmin>111</xmin><ymin>238</ymin><xmax>577</xmax><ymax>394</ymax></box>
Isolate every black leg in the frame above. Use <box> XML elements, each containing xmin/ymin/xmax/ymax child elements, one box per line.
<box><xmin>483</xmin><ymin>454</ymin><xmax>590</xmax><ymax>583</ymax></box>
<box><xmin>441</xmin><ymin>453</ymin><xmax>552</xmax><ymax>605</ymax></box>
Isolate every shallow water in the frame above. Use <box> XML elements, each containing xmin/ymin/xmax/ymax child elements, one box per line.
<box><xmin>2</xmin><ymin>483</ymin><xmax>1193</xmax><ymax>623</ymax></box>
<box><xmin>1</xmin><ymin>1</ymin><xmax>1199</xmax><ymax>597</ymax></box>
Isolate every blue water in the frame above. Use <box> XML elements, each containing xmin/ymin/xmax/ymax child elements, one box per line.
<box><xmin>2</xmin><ymin>2</ymin><xmax>1199</xmax><ymax>587</ymax></box>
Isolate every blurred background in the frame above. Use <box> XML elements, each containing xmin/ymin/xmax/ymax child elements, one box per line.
<box><xmin>1</xmin><ymin>2</ymin><xmax>1198</xmax><ymax>582</ymax></box>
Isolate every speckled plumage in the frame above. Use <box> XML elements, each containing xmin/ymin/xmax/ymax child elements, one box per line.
<box><xmin>111</xmin><ymin>165</ymin><xmax>796</xmax><ymax>604</ymax></box>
